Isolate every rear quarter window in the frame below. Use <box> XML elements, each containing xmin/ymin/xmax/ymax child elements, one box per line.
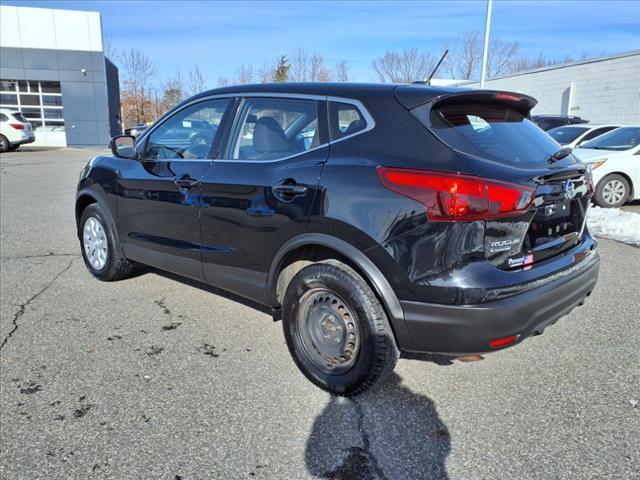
<box><xmin>422</xmin><ymin>102</ymin><xmax>562</xmax><ymax>165</ymax></box>
<box><xmin>329</xmin><ymin>102</ymin><xmax>367</xmax><ymax>140</ymax></box>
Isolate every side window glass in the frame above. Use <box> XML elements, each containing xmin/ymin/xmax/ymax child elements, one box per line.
<box><xmin>329</xmin><ymin>102</ymin><xmax>366</xmax><ymax>140</ymax></box>
<box><xmin>144</xmin><ymin>99</ymin><xmax>230</xmax><ymax>160</ymax></box>
<box><xmin>229</xmin><ymin>98</ymin><xmax>319</xmax><ymax>161</ymax></box>
<box><xmin>582</xmin><ymin>127</ymin><xmax>615</xmax><ymax>142</ymax></box>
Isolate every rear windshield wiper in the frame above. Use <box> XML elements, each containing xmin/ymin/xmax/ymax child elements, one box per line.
<box><xmin>547</xmin><ymin>147</ymin><xmax>573</xmax><ymax>163</ymax></box>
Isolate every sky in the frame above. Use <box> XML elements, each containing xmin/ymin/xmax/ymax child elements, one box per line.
<box><xmin>5</xmin><ymin>0</ymin><xmax>640</xmax><ymax>85</ymax></box>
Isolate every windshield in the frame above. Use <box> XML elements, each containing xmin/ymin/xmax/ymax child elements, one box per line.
<box><xmin>547</xmin><ymin>126</ymin><xmax>589</xmax><ymax>145</ymax></box>
<box><xmin>427</xmin><ymin>103</ymin><xmax>563</xmax><ymax>164</ymax></box>
<box><xmin>580</xmin><ymin>127</ymin><xmax>640</xmax><ymax>151</ymax></box>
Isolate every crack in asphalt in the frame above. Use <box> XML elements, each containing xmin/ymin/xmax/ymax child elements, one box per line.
<box><xmin>0</xmin><ymin>252</ymin><xmax>79</xmax><ymax>261</ymax></box>
<box><xmin>0</xmin><ymin>257</ymin><xmax>77</xmax><ymax>351</ymax></box>
<box><xmin>325</xmin><ymin>399</ymin><xmax>389</xmax><ymax>480</ymax></box>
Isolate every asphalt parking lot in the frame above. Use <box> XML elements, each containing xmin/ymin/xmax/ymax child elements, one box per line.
<box><xmin>1</xmin><ymin>148</ymin><xmax>638</xmax><ymax>480</ymax></box>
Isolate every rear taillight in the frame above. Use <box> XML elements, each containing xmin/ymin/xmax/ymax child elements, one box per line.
<box><xmin>9</xmin><ymin>123</ymin><xmax>25</xmax><ymax>130</ymax></box>
<box><xmin>377</xmin><ymin>167</ymin><xmax>535</xmax><ymax>222</ymax></box>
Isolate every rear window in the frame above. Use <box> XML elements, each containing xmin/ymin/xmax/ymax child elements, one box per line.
<box><xmin>425</xmin><ymin>103</ymin><xmax>562</xmax><ymax>165</ymax></box>
<box><xmin>547</xmin><ymin>126</ymin><xmax>590</xmax><ymax>145</ymax></box>
<box><xmin>11</xmin><ymin>112</ymin><xmax>28</xmax><ymax>123</ymax></box>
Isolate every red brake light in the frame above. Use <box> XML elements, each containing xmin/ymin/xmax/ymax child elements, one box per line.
<box><xmin>377</xmin><ymin>167</ymin><xmax>535</xmax><ymax>222</ymax></box>
<box><xmin>495</xmin><ymin>92</ymin><xmax>522</xmax><ymax>102</ymax></box>
<box><xmin>9</xmin><ymin>123</ymin><xmax>25</xmax><ymax>130</ymax></box>
<box><xmin>489</xmin><ymin>335</ymin><xmax>518</xmax><ymax>348</ymax></box>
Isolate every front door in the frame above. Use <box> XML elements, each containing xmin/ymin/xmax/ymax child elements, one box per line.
<box><xmin>117</xmin><ymin>97</ymin><xmax>233</xmax><ymax>280</ymax></box>
<box><xmin>198</xmin><ymin>96</ymin><xmax>328</xmax><ymax>301</ymax></box>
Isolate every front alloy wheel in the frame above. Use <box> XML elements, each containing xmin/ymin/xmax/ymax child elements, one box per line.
<box><xmin>83</xmin><ymin>216</ymin><xmax>108</xmax><ymax>270</ymax></box>
<box><xmin>594</xmin><ymin>174</ymin><xmax>629</xmax><ymax>208</ymax></box>
<box><xmin>79</xmin><ymin>203</ymin><xmax>133</xmax><ymax>281</ymax></box>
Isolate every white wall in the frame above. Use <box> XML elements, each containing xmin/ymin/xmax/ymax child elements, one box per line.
<box><xmin>0</xmin><ymin>5</ymin><xmax>103</xmax><ymax>52</ymax></box>
<box><xmin>462</xmin><ymin>52</ymin><xmax>640</xmax><ymax>125</ymax></box>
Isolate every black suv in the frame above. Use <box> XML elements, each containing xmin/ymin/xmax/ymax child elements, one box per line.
<box><xmin>76</xmin><ymin>84</ymin><xmax>600</xmax><ymax>395</ymax></box>
<box><xmin>532</xmin><ymin>114</ymin><xmax>589</xmax><ymax>131</ymax></box>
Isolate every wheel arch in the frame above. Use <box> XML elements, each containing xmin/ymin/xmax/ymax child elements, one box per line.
<box><xmin>75</xmin><ymin>189</ymin><xmax>120</xmax><ymax>242</ymax></box>
<box><xmin>267</xmin><ymin>233</ymin><xmax>413</xmax><ymax>350</ymax></box>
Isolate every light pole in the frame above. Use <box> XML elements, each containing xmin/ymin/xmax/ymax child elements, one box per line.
<box><xmin>480</xmin><ymin>0</ymin><xmax>493</xmax><ymax>88</ymax></box>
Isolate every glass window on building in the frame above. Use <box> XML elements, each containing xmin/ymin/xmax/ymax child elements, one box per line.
<box><xmin>0</xmin><ymin>79</ymin><xmax>64</xmax><ymax>134</ymax></box>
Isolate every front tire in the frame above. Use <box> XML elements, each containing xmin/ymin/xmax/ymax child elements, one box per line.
<box><xmin>594</xmin><ymin>174</ymin><xmax>629</xmax><ymax>208</ymax></box>
<box><xmin>282</xmin><ymin>260</ymin><xmax>399</xmax><ymax>396</ymax></box>
<box><xmin>80</xmin><ymin>203</ymin><xmax>133</xmax><ymax>281</ymax></box>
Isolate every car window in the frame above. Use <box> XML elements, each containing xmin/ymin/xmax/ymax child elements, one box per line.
<box><xmin>329</xmin><ymin>102</ymin><xmax>366</xmax><ymax>139</ymax></box>
<box><xmin>547</xmin><ymin>126</ymin><xmax>589</xmax><ymax>145</ymax></box>
<box><xmin>143</xmin><ymin>98</ymin><xmax>230</xmax><ymax>160</ymax></box>
<box><xmin>12</xmin><ymin>112</ymin><xmax>28</xmax><ymax>123</ymax></box>
<box><xmin>580</xmin><ymin>127</ymin><xmax>640</xmax><ymax>151</ymax></box>
<box><xmin>427</xmin><ymin>103</ymin><xmax>563</xmax><ymax>165</ymax></box>
<box><xmin>580</xmin><ymin>126</ymin><xmax>617</xmax><ymax>142</ymax></box>
<box><xmin>228</xmin><ymin>97</ymin><xmax>319</xmax><ymax>161</ymax></box>
<box><xmin>0</xmin><ymin>113</ymin><xmax>7</xmax><ymax>122</ymax></box>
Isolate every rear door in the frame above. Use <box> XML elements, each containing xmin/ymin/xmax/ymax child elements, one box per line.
<box><xmin>117</xmin><ymin>97</ymin><xmax>232</xmax><ymax>280</ymax></box>
<box><xmin>198</xmin><ymin>95</ymin><xmax>328</xmax><ymax>301</ymax></box>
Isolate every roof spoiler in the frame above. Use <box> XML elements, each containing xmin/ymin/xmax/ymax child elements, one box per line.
<box><xmin>394</xmin><ymin>85</ymin><xmax>537</xmax><ymax>116</ymax></box>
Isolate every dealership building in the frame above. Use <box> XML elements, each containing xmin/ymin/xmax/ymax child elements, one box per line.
<box><xmin>459</xmin><ymin>50</ymin><xmax>640</xmax><ymax>125</ymax></box>
<box><xmin>0</xmin><ymin>5</ymin><xmax>120</xmax><ymax>147</ymax></box>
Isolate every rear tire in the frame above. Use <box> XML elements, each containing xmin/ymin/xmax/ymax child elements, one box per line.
<box><xmin>0</xmin><ymin>135</ymin><xmax>9</xmax><ymax>153</ymax></box>
<box><xmin>282</xmin><ymin>259</ymin><xmax>399</xmax><ymax>396</ymax></box>
<box><xmin>8</xmin><ymin>144</ymin><xmax>20</xmax><ymax>151</ymax></box>
<box><xmin>80</xmin><ymin>203</ymin><xmax>133</xmax><ymax>281</ymax></box>
<box><xmin>594</xmin><ymin>174</ymin><xmax>629</xmax><ymax>208</ymax></box>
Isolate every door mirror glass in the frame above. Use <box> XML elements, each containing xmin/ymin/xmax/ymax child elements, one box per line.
<box><xmin>110</xmin><ymin>135</ymin><xmax>136</xmax><ymax>159</ymax></box>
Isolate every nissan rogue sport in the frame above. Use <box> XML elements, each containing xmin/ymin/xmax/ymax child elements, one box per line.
<box><xmin>76</xmin><ymin>83</ymin><xmax>600</xmax><ymax>395</ymax></box>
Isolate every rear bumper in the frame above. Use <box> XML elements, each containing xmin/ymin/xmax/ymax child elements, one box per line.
<box><xmin>400</xmin><ymin>252</ymin><xmax>600</xmax><ymax>355</ymax></box>
<box><xmin>12</xmin><ymin>135</ymin><xmax>35</xmax><ymax>146</ymax></box>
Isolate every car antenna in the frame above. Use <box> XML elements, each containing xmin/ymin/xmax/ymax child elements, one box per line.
<box><xmin>413</xmin><ymin>49</ymin><xmax>449</xmax><ymax>85</ymax></box>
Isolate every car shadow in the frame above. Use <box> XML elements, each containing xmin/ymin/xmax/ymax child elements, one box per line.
<box><xmin>305</xmin><ymin>372</ymin><xmax>451</xmax><ymax>480</ymax></box>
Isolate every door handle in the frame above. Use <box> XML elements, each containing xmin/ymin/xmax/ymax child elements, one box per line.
<box><xmin>174</xmin><ymin>175</ymin><xmax>200</xmax><ymax>188</ymax></box>
<box><xmin>272</xmin><ymin>184</ymin><xmax>308</xmax><ymax>196</ymax></box>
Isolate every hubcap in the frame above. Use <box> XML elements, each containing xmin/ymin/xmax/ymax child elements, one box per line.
<box><xmin>602</xmin><ymin>179</ymin><xmax>625</xmax><ymax>205</ymax></box>
<box><xmin>0</xmin><ymin>137</ymin><xmax>7</xmax><ymax>150</ymax></box>
<box><xmin>83</xmin><ymin>216</ymin><xmax>108</xmax><ymax>270</ymax></box>
<box><xmin>297</xmin><ymin>289</ymin><xmax>360</xmax><ymax>374</ymax></box>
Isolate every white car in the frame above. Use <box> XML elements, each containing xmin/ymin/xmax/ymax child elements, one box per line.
<box><xmin>547</xmin><ymin>124</ymin><xmax>620</xmax><ymax>148</ymax></box>
<box><xmin>0</xmin><ymin>109</ymin><xmax>35</xmax><ymax>152</ymax></box>
<box><xmin>572</xmin><ymin>126</ymin><xmax>640</xmax><ymax>208</ymax></box>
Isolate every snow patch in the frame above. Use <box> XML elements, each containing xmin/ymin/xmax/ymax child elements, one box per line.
<box><xmin>587</xmin><ymin>207</ymin><xmax>640</xmax><ymax>246</ymax></box>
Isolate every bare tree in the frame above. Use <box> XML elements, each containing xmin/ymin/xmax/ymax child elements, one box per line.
<box><xmin>187</xmin><ymin>65</ymin><xmax>207</xmax><ymax>96</ymax></box>
<box><xmin>487</xmin><ymin>37</ymin><xmax>520</xmax><ymax>78</ymax></box>
<box><xmin>103</xmin><ymin>34</ymin><xmax>119</xmax><ymax>64</ymax></box>
<box><xmin>372</xmin><ymin>48</ymin><xmax>437</xmax><ymax>83</ymax></box>
<box><xmin>159</xmin><ymin>70</ymin><xmax>184</xmax><ymax>113</ymax></box>
<box><xmin>120</xmin><ymin>48</ymin><xmax>156</xmax><ymax>124</ymax></box>
<box><xmin>335</xmin><ymin>60</ymin><xmax>349</xmax><ymax>82</ymax></box>
<box><xmin>290</xmin><ymin>49</ymin><xmax>333</xmax><ymax>82</ymax></box>
<box><xmin>442</xmin><ymin>31</ymin><xmax>520</xmax><ymax>80</ymax></box>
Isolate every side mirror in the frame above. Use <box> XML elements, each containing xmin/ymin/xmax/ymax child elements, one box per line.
<box><xmin>110</xmin><ymin>135</ymin><xmax>137</xmax><ymax>159</ymax></box>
